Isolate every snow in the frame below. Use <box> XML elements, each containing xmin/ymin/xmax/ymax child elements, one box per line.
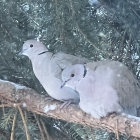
<box><xmin>23</xmin><ymin>4</ymin><xmax>30</xmax><ymax>12</ymax></box>
<box><xmin>53</xmin><ymin>124</ymin><xmax>61</xmax><ymax>131</ymax></box>
<box><xmin>22</xmin><ymin>102</ymin><xmax>27</xmax><ymax>107</ymax></box>
<box><xmin>88</xmin><ymin>0</ymin><xmax>98</xmax><ymax>5</ymax></box>
<box><xmin>0</xmin><ymin>79</ymin><xmax>25</xmax><ymax>89</ymax></box>
<box><xmin>98</xmin><ymin>32</ymin><xmax>106</xmax><ymax>38</ymax></box>
<box><xmin>132</xmin><ymin>53</ymin><xmax>139</xmax><ymax>60</ymax></box>
<box><xmin>121</xmin><ymin>113</ymin><xmax>140</xmax><ymax>121</ymax></box>
<box><xmin>43</xmin><ymin>104</ymin><xmax>57</xmax><ymax>113</ymax></box>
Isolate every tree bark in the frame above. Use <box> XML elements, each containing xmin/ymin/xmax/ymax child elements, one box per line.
<box><xmin>0</xmin><ymin>79</ymin><xmax>140</xmax><ymax>138</ymax></box>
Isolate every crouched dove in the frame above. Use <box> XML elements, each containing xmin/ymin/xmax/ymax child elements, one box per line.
<box><xmin>61</xmin><ymin>60</ymin><xmax>140</xmax><ymax>118</ymax></box>
<box><xmin>20</xmin><ymin>40</ymin><xmax>89</xmax><ymax>105</ymax></box>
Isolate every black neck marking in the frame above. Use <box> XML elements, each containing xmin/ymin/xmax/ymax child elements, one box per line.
<box><xmin>38</xmin><ymin>50</ymin><xmax>49</xmax><ymax>55</ymax></box>
<box><xmin>83</xmin><ymin>65</ymin><xmax>87</xmax><ymax>78</ymax></box>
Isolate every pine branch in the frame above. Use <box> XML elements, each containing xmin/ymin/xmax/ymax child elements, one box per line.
<box><xmin>40</xmin><ymin>119</ymin><xmax>50</xmax><ymax>140</ymax></box>
<box><xmin>18</xmin><ymin>106</ymin><xmax>30</xmax><ymax>140</ymax></box>
<box><xmin>34</xmin><ymin>113</ymin><xmax>45</xmax><ymax>140</ymax></box>
<box><xmin>0</xmin><ymin>79</ymin><xmax>140</xmax><ymax>138</ymax></box>
<box><xmin>10</xmin><ymin>111</ymin><xmax>17</xmax><ymax>140</ymax></box>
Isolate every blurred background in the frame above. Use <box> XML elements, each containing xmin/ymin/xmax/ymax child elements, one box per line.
<box><xmin>0</xmin><ymin>0</ymin><xmax>139</xmax><ymax>139</ymax></box>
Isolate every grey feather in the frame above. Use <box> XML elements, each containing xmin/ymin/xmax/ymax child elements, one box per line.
<box><xmin>87</xmin><ymin>60</ymin><xmax>140</xmax><ymax>115</ymax></box>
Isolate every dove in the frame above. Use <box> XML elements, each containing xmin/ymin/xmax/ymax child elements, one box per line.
<box><xmin>61</xmin><ymin>60</ymin><xmax>140</xmax><ymax>118</ymax></box>
<box><xmin>20</xmin><ymin>40</ymin><xmax>89</xmax><ymax>105</ymax></box>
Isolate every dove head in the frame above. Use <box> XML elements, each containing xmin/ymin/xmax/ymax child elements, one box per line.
<box><xmin>20</xmin><ymin>40</ymin><xmax>48</xmax><ymax>59</ymax></box>
<box><xmin>61</xmin><ymin>64</ymin><xmax>87</xmax><ymax>89</ymax></box>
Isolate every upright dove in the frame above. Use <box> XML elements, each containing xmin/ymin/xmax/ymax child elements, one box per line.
<box><xmin>61</xmin><ymin>60</ymin><xmax>140</xmax><ymax>118</ymax></box>
<box><xmin>20</xmin><ymin>40</ymin><xmax>89</xmax><ymax>104</ymax></box>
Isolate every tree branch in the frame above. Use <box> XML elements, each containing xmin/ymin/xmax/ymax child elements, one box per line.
<box><xmin>0</xmin><ymin>79</ymin><xmax>140</xmax><ymax>138</ymax></box>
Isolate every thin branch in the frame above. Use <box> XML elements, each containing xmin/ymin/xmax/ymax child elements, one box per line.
<box><xmin>0</xmin><ymin>104</ymin><xmax>13</xmax><ymax>108</ymax></box>
<box><xmin>131</xmin><ymin>8</ymin><xmax>140</xmax><ymax>20</ymax></box>
<box><xmin>18</xmin><ymin>106</ymin><xmax>30</xmax><ymax>140</ymax></box>
<box><xmin>34</xmin><ymin>114</ymin><xmax>45</xmax><ymax>140</ymax></box>
<box><xmin>115</xmin><ymin>119</ymin><xmax>119</xmax><ymax>140</ymax></box>
<box><xmin>2</xmin><ymin>103</ymin><xmax>6</xmax><ymax>115</ymax></box>
<box><xmin>10</xmin><ymin>111</ymin><xmax>17</xmax><ymax>140</ymax></box>
<box><xmin>40</xmin><ymin>119</ymin><xmax>50</xmax><ymax>140</ymax></box>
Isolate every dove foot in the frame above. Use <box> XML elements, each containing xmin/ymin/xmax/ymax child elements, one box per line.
<box><xmin>60</xmin><ymin>99</ymin><xmax>74</xmax><ymax>109</ymax></box>
<box><xmin>44</xmin><ymin>96</ymin><xmax>55</xmax><ymax>102</ymax></box>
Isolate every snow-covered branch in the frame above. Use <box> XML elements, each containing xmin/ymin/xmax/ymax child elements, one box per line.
<box><xmin>0</xmin><ymin>79</ymin><xmax>140</xmax><ymax>138</ymax></box>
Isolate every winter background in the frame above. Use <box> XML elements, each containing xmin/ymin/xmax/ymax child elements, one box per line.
<box><xmin>0</xmin><ymin>0</ymin><xmax>140</xmax><ymax>139</ymax></box>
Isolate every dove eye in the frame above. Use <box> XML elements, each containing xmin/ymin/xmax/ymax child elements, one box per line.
<box><xmin>71</xmin><ymin>73</ymin><xmax>75</xmax><ymax>77</ymax></box>
<box><xmin>30</xmin><ymin>44</ymin><xmax>33</xmax><ymax>48</ymax></box>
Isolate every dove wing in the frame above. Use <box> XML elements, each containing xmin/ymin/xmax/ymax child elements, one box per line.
<box><xmin>86</xmin><ymin>60</ymin><xmax>140</xmax><ymax>115</ymax></box>
<box><xmin>110</xmin><ymin>61</ymin><xmax>140</xmax><ymax>114</ymax></box>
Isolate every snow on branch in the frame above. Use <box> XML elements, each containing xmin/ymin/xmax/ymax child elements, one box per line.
<box><xmin>0</xmin><ymin>79</ymin><xmax>140</xmax><ymax>138</ymax></box>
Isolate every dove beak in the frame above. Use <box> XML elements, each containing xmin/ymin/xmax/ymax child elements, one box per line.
<box><xmin>18</xmin><ymin>48</ymin><xmax>28</xmax><ymax>56</ymax></box>
<box><xmin>18</xmin><ymin>50</ymin><xmax>24</xmax><ymax>55</ymax></box>
<box><xmin>61</xmin><ymin>79</ymin><xmax>70</xmax><ymax>88</ymax></box>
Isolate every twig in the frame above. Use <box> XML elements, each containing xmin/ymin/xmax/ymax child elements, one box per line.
<box><xmin>1</xmin><ymin>103</ymin><xmax>6</xmax><ymax>115</ymax></box>
<box><xmin>115</xmin><ymin>119</ymin><xmax>119</xmax><ymax>140</ymax></box>
<box><xmin>118</xmin><ymin>29</ymin><xmax>127</xmax><ymax>61</ymax></box>
<box><xmin>137</xmin><ymin>69</ymin><xmax>140</xmax><ymax>79</ymax></box>
<box><xmin>10</xmin><ymin>111</ymin><xmax>17</xmax><ymax>140</ymax></box>
<box><xmin>0</xmin><ymin>104</ymin><xmax>12</xmax><ymax>108</ymax></box>
<box><xmin>131</xmin><ymin>8</ymin><xmax>140</xmax><ymax>20</ymax></box>
<box><xmin>40</xmin><ymin>119</ymin><xmax>50</xmax><ymax>140</ymax></box>
<box><xmin>124</xmin><ymin>34</ymin><xmax>132</xmax><ymax>63</ymax></box>
<box><xmin>34</xmin><ymin>114</ymin><xmax>45</xmax><ymax>140</ymax></box>
<box><xmin>18</xmin><ymin>106</ymin><xmax>30</xmax><ymax>140</ymax></box>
